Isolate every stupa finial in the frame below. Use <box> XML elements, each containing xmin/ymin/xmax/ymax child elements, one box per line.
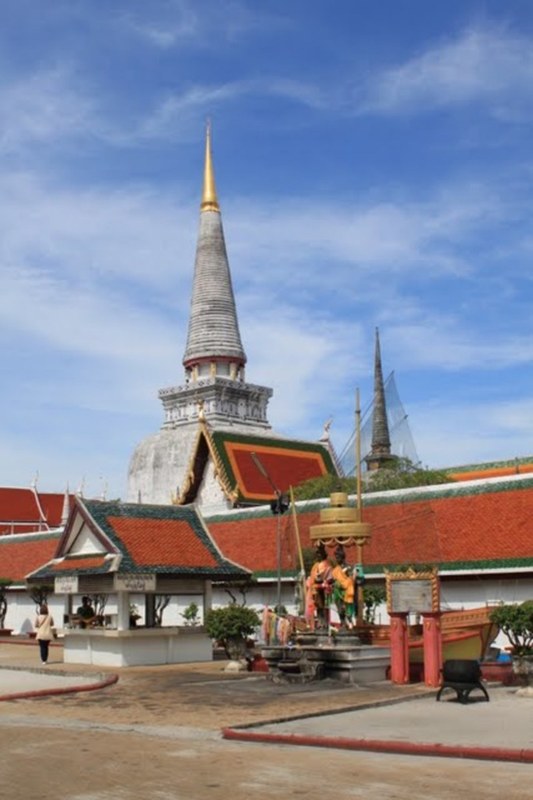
<box><xmin>201</xmin><ymin>119</ymin><xmax>220</xmax><ymax>212</ymax></box>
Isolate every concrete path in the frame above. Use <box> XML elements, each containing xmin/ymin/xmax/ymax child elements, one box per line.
<box><xmin>0</xmin><ymin>639</ymin><xmax>118</xmax><ymax>700</ymax></box>
<box><xmin>0</xmin><ymin>665</ymin><xmax>118</xmax><ymax>700</ymax></box>
<box><xmin>225</xmin><ymin>686</ymin><xmax>533</xmax><ymax>761</ymax></box>
<box><xmin>1</xmin><ymin>636</ymin><xmax>532</xmax><ymax>763</ymax></box>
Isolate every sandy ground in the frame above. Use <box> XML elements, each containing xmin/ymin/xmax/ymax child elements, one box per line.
<box><xmin>1</xmin><ymin>642</ymin><xmax>531</xmax><ymax>799</ymax></box>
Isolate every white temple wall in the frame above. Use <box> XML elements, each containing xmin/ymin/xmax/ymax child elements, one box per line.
<box><xmin>4</xmin><ymin>574</ymin><xmax>531</xmax><ymax>652</ymax></box>
<box><xmin>195</xmin><ymin>459</ymin><xmax>231</xmax><ymax>514</ymax></box>
<box><xmin>127</xmin><ymin>427</ymin><xmax>200</xmax><ymax>505</ymax></box>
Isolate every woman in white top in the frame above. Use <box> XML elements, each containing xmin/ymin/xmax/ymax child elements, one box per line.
<box><xmin>34</xmin><ymin>604</ymin><xmax>55</xmax><ymax>664</ymax></box>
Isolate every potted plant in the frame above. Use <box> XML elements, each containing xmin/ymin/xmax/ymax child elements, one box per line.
<box><xmin>181</xmin><ymin>602</ymin><xmax>200</xmax><ymax>626</ymax></box>
<box><xmin>129</xmin><ymin>603</ymin><xmax>142</xmax><ymax>628</ymax></box>
<box><xmin>205</xmin><ymin>604</ymin><xmax>260</xmax><ymax>664</ymax></box>
<box><xmin>490</xmin><ymin>601</ymin><xmax>533</xmax><ymax>690</ymax></box>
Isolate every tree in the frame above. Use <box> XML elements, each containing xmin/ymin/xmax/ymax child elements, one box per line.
<box><xmin>490</xmin><ymin>601</ymin><xmax>533</xmax><ymax>656</ymax></box>
<box><xmin>293</xmin><ymin>475</ymin><xmax>356</xmax><ymax>502</ymax></box>
<box><xmin>220</xmin><ymin>576</ymin><xmax>257</xmax><ymax>607</ymax></box>
<box><xmin>362</xmin><ymin>586</ymin><xmax>386</xmax><ymax>624</ymax></box>
<box><xmin>205</xmin><ymin>604</ymin><xmax>261</xmax><ymax>660</ymax></box>
<box><xmin>293</xmin><ymin>458</ymin><xmax>452</xmax><ymax>501</ymax></box>
<box><xmin>0</xmin><ymin>579</ymin><xmax>13</xmax><ymax>628</ymax></box>
<box><xmin>155</xmin><ymin>594</ymin><xmax>170</xmax><ymax>626</ymax></box>
<box><xmin>364</xmin><ymin>458</ymin><xmax>453</xmax><ymax>493</ymax></box>
<box><xmin>27</xmin><ymin>583</ymin><xmax>53</xmax><ymax>609</ymax></box>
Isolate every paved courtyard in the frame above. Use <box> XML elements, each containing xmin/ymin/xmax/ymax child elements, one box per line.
<box><xmin>1</xmin><ymin>640</ymin><xmax>532</xmax><ymax>800</ymax></box>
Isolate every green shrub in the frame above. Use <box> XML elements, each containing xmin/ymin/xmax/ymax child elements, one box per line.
<box><xmin>490</xmin><ymin>601</ymin><xmax>533</xmax><ymax>656</ymax></box>
<box><xmin>205</xmin><ymin>605</ymin><xmax>261</xmax><ymax>659</ymax></box>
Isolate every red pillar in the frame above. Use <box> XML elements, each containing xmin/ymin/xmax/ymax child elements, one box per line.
<box><xmin>422</xmin><ymin>612</ymin><xmax>442</xmax><ymax>687</ymax></box>
<box><xmin>389</xmin><ymin>612</ymin><xmax>410</xmax><ymax>684</ymax></box>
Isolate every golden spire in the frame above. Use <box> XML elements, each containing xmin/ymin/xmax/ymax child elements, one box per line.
<box><xmin>201</xmin><ymin>120</ymin><xmax>220</xmax><ymax>212</ymax></box>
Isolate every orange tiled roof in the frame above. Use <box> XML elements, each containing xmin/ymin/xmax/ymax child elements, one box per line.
<box><xmin>30</xmin><ymin>498</ymin><xmax>249</xmax><ymax>581</ymax></box>
<box><xmin>0</xmin><ymin>533</ymin><xmax>60</xmax><ymax>582</ymax></box>
<box><xmin>180</xmin><ymin>428</ymin><xmax>338</xmax><ymax>505</ymax></box>
<box><xmin>0</xmin><ymin>487</ymin><xmax>71</xmax><ymax>533</ymax></box>
<box><xmin>207</xmin><ymin>478</ymin><xmax>533</xmax><ymax>574</ymax></box>
<box><xmin>107</xmin><ymin>517</ymin><xmax>219</xmax><ymax>568</ymax></box>
<box><xmin>51</xmin><ymin>555</ymin><xmax>109</xmax><ymax>572</ymax></box>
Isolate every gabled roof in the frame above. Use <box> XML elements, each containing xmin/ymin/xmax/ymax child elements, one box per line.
<box><xmin>206</xmin><ymin>474</ymin><xmax>533</xmax><ymax>577</ymax></box>
<box><xmin>179</xmin><ymin>427</ymin><xmax>339</xmax><ymax>505</ymax></box>
<box><xmin>0</xmin><ymin>487</ymin><xmax>72</xmax><ymax>534</ymax></box>
<box><xmin>29</xmin><ymin>497</ymin><xmax>250</xmax><ymax>581</ymax></box>
<box><xmin>0</xmin><ymin>531</ymin><xmax>61</xmax><ymax>582</ymax></box>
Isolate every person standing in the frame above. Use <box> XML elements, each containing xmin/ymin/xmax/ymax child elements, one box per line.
<box><xmin>34</xmin><ymin>603</ymin><xmax>55</xmax><ymax>665</ymax></box>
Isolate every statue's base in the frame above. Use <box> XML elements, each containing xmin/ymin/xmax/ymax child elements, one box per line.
<box><xmin>261</xmin><ymin>635</ymin><xmax>390</xmax><ymax>685</ymax></box>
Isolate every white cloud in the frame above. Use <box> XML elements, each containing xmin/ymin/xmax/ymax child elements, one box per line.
<box><xmin>0</xmin><ymin>172</ymin><xmax>195</xmax><ymax>293</ymax></box>
<box><xmin>359</xmin><ymin>25</ymin><xmax>533</xmax><ymax>117</ymax></box>
<box><xmin>386</xmin><ymin>322</ymin><xmax>533</xmax><ymax>372</ymax></box>
<box><xmin>226</xmin><ymin>180</ymin><xmax>506</xmax><ymax>289</ymax></box>
<box><xmin>0</xmin><ymin>158</ymin><xmax>531</xmax><ymax>498</ymax></box>
<box><xmin>122</xmin><ymin>0</ymin><xmax>285</xmax><ymax>50</ymax></box>
<box><xmin>244</xmin><ymin>306</ymin><xmax>365</xmax><ymax>434</ymax></box>
<box><xmin>124</xmin><ymin>0</ymin><xmax>199</xmax><ymax>48</ymax></box>
<box><xmin>0</xmin><ymin>166</ymin><xmax>529</xmax><ymax>387</ymax></box>
<box><xmin>412</xmin><ymin>397</ymin><xmax>533</xmax><ymax>470</ymax></box>
<box><xmin>0</xmin><ymin>66</ymin><xmax>96</xmax><ymax>153</ymax></box>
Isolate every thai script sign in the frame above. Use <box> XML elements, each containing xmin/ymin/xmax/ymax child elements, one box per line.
<box><xmin>390</xmin><ymin>579</ymin><xmax>433</xmax><ymax>613</ymax></box>
<box><xmin>114</xmin><ymin>574</ymin><xmax>156</xmax><ymax>592</ymax></box>
<box><xmin>54</xmin><ymin>575</ymin><xmax>79</xmax><ymax>594</ymax></box>
<box><xmin>385</xmin><ymin>567</ymin><xmax>440</xmax><ymax>614</ymax></box>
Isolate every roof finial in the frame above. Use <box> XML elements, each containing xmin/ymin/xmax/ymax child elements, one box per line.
<box><xmin>201</xmin><ymin>119</ymin><xmax>220</xmax><ymax>212</ymax></box>
<box><xmin>61</xmin><ymin>484</ymin><xmax>71</xmax><ymax>525</ymax></box>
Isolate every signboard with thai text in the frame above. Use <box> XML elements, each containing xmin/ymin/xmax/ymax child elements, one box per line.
<box><xmin>390</xmin><ymin>579</ymin><xmax>434</xmax><ymax>613</ymax></box>
<box><xmin>54</xmin><ymin>575</ymin><xmax>79</xmax><ymax>594</ymax></box>
<box><xmin>114</xmin><ymin>574</ymin><xmax>156</xmax><ymax>592</ymax></box>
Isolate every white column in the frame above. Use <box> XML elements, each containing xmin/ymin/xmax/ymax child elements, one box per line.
<box><xmin>204</xmin><ymin>580</ymin><xmax>212</xmax><ymax>621</ymax></box>
<box><xmin>117</xmin><ymin>592</ymin><xmax>130</xmax><ymax>631</ymax></box>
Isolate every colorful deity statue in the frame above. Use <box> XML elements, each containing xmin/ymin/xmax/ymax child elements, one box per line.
<box><xmin>332</xmin><ymin>544</ymin><xmax>356</xmax><ymax>629</ymax></box>
<box><xmin>306</xmin><ymin>543</ymin><xmax>334</xmax><ymax>630</ymax></box>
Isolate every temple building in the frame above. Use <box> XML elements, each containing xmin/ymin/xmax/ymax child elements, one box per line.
<box><xmin>1</xmin><ymin>128</ymin><xmax>531</xmax><ymax>658</ymax></box>
<box><xmin>127</xmin><ymin>126</ymin><xmax>339</xmax><ymax>512</ymax></box>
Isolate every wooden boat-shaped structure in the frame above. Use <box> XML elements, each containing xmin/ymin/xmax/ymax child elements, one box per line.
<box><xmin>360</xmin><ymin>606</ymin><xmax>499</xmax><ymax>667</ymax></box>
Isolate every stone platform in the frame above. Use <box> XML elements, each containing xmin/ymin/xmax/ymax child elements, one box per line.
<box><xmin>261</xmin><ymin>631</ymin><xmax>391</xmax><ymax>684</ymax></box>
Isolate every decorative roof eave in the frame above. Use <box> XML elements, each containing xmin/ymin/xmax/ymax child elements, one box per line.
<box><xmin>322</xmin><ymin>435</ymin><xmax>345</xmax><ymax>478</ymax></box>
<box><xmin>178</xmin><ymin>419</ymin><xmax>238</xmax><ymax>506</ymax></box>
<box><xmin>55</xmin><ymin>496</ymin><xmax>120</xmax><ymax>559</ymax></box>
<box><xmin>359</xmin><ymin>557</ymin><xmax>533</xmax><ymax>577</ymax></box>
<box><xmin>26</xmin><ymin>552</ymin><xmax>121</xmax><ymax>582</ymax></box>
<box><xmin>176</xmin><ymin>424</ymin><xmax>206</xmax><ymax>505</ymax></box>
<box><xmin>251</xmin><ymin>560</ymin><xmax>533</xmax><ymax>582</ymax></box>
<box><xmin>0</xmin><ymin>529</ymin><xmax>63</xmax><ymax>544</ymax></box>
<box><xmin>209</xmin><ymin>430</ymin><xmax>338</xmax><ymax>505</ymax></box>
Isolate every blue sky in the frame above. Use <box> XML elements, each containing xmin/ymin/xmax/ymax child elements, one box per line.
<box><xmin>2</xmin><ymin>0</ymin><xmax>533</xmax><ymax>499</ymax></box>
